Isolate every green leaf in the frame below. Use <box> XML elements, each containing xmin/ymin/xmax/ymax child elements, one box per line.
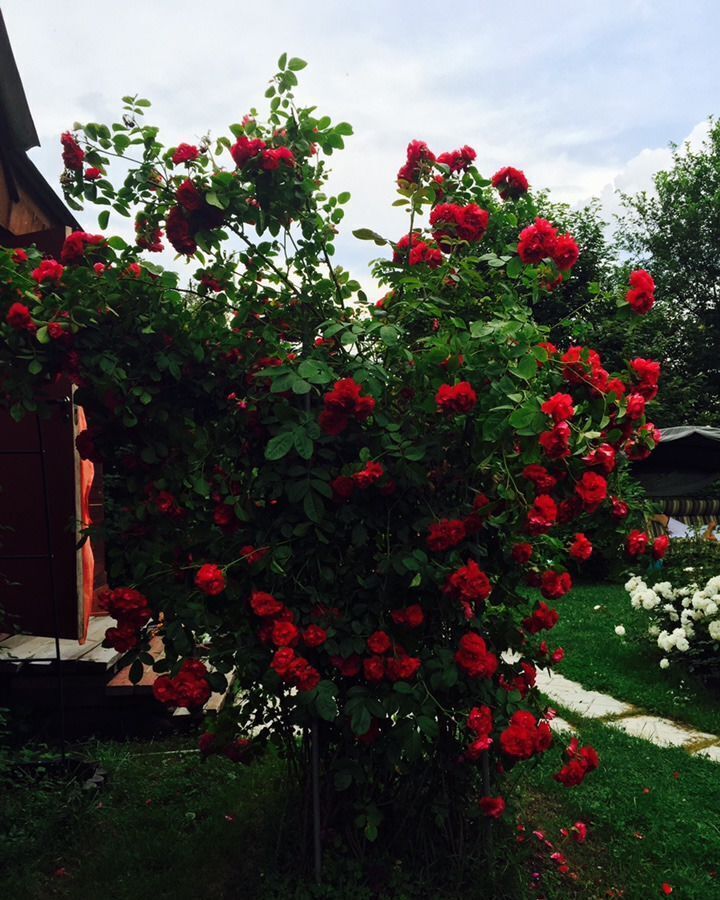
<box><xmin>352</xmin><ymin>228</ymin><xmax>387</xmax><ymax>246</ymax></box>
<box><xmin>28</xmin><ymin>359</ymin><xmax>42</xmax><ymax>375</ymax></box>
<box><xmin>335</xmin><ymin>122</ymin><xmax>353</xmax><ymax>136</ymax></box>
<box><xmin>205</xmin><ymin>191</ymin><xmax>225</xmax><ymax>210</ymax></box>
<box><xmin>129</xmin><ymin>659</ymin><xmax>144</xmax><ymax>684</ymax></box>
<box><xmin>287</xmin><ymin>57</ymin><xmax>307</xmax><ymax>71</ymax></box>
<box><xmin>513</xmin><ymin>355</ymin><xmax>538</xmax><ymax>380</ymax></box>
<box><xmin>337</xmin><ymin>191</ymin><xmax>351</xmax><ymax>204</ymax></box>
<box><xmin>350</xmin><ymin>704</ymin><xmax>371</xmax><ymax>735</ymax></box>
<box><xmin>278</xmin><ymin>52</ymin><xmax>287</xmax><ymax>70</ymax></box>
<box><xmin>379</xmin><ymin>325</ymin><xmax>398</xmax><ymax>346</ymax></box>
<box><xmin>98</xmin><ymin>209</ymin><xmax>110</xmax><ymax>230</ymax></box>
<box><xmin>265</xmin><ymin>431</ymin><xmax>295</xmax><ymax>461</ymax></box>
<box><xmin>35</xmin><ymin>326</ymin><xmax>49</xmax><ymax>345</ymax></box>
<box><xmin>334</xmin><ymin>769</ymin><xmax>352</xmax><ymax>791</ymax></box>
<box><xmin>506</xmin><ymin>256</ymin><xmax>522</xmax><ymax>279</ymax></box>
<box><xmin>303</xmin><ymin>489</ymin><xmax>324</xmax><ymax>523</ymax></box>
<box><xmin>293</xmin><ymin>429</ymin><xmax>314</xmax><ymax>460</ymax></box>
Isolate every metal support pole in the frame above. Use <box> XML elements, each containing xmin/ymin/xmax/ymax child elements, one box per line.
<box><xmin>36</xmin><ymin>404</ymin><xmax>68</xmax><ymax>763</ymax></box>
<box><xmin>311</xmin><ymin>718</ymin><xmax>322</xmax><ymax>883</ymax></box>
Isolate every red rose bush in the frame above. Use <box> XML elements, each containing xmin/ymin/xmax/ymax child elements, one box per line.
<box><xmin>0</xmin><ymin>57</ymin><xmax>661</xmax><ymax>861</ymax></box>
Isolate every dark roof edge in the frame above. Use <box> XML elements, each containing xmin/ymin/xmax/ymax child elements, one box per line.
<box><xmin>0</xmin><ymin>10</ymin><xmax>39</xmax><ymax>151</ymax></box>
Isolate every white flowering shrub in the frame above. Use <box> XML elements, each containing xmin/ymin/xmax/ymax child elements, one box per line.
<box><xmin>625</xmin><ymin>574</ymin><xmax>720</xmax><ymax>677</ymax></box>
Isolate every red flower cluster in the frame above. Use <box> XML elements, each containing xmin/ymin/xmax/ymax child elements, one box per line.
<box><xmin>390</xmin><ymin>604</ymin><xmax>425</xmax><ymax>628</ymax></box>
<box><xmin>539</xmin><ymin>421</ymin><xmax>571</xmax><ymax>459</ymax></box>
<box><xmin>353</xmin><ymin>460</ymin><xmax>385</xmax><ymax>489</ymax></box>
<box><xmin>172</xmin><ymin>143</ymin><xmax>200</xmax><ymax>164</ymax></box>
<box><xmin>100</xmin><ymin>586</ymin><xmax>152</xmax><ymax>652</ymax></box>
<box><xmin>575</xmin><ymin>471</ymin><xmax>608</xmax><ymax>510</ymax></box>
<box><xmin>397</xmin><ymin>139</ymin><xmax>435</xmax><ymax>183</ymax></box>
<box><xmin>429</xmin><ymin>202</ymin><xmax>489</xmax><ymax>247</ymax></box>
<box><xmin>239</xmin><ymin>545</ymin><xmax>269</xmax><ymax>566</ymax></box>
<box><xmin>562</xmin><ymin>346</ymin><xmax>607</xmax><ymax>390</ymax></box>
<box><xmin>61</xmin><ymin>231</ymin><xmax>105</xmax><ymax>264</ymax></box>
<box><xmin>479</xmin><ymin>796</ymin><xmax>506</xmax><ymax>819</ymax></box>
<box><xmin>435</xmin><ymin>381</ymin><xmax>478</xmax><ymax>414</ymax></box>
<box><xmin>444</xmin><ymin>559</ymin><xmax>492</xmax><ymax>618</ymax></box>
<box><xmin>626</xmin><ymin>269</ymin><xmax>656</xmax><ymax>315</ymax></box>
<box><xmin>31</xmin><ymin>259</ymin><xmax>64</xmax><ymax>285</ymax></box>
<box><xmin>153</xmin><ymin>659</ymin><xmax>212</xmax><ymax>709</ymax></box>
<box><xmin>230</xmin><ymin>136</ymin><xmax>295</xmax><ymax>171</ymax></box>
<box><xmin>500</xmin><ymin>711</ymin><xmax>553</xmax><ymax>759</ymax></box>
<box><xmin>61</xmin><ymin>132</ymin><xmax>85</xmax><ymax>171</ymax></box>
<box><xmin>526</xmin><ymin>494</ymin><xmax>557</xmax><ymax>535</ymax></box>
<box><xmin>320</xmin><ymin>378</ymin><xmax>376</xmax><ymax>435</ymax></box>
<box><xmin>135</xmin><ymin>213</ymin><xmax>164</xmax><ymax>252</ymax></box>
<box><xmin>408</xmin><ymin>241</ymin><xmax>443</xmax><ymax>268</ymax></box>
<box><xmin>271</xmin><ymin>647</ymin><xmax>321</xmax><ymax>692</ymax></box>
<box><xmin>6</xmin><ymin>302</ymin><xmax>33</xmax><ymax>331</ymax></box>
<box><xmin>491</xmin><ymin>166</ymin><xmax>529</xmax><ymax>200</ymax></box>
<box><xmin>427</xmin><ymin>518</ymin><xmax>466</xmax><ymax>552</ymax></box>
<box><xmin>653</xmin><ymin>535</ymin><xmax>670</xmax><ymax>560</ymax></box>
<box><xmin>455</xmin><ymin>632</ymin><xmax>499</xmax><ymax>678</ymax></box>
<box><xmin>250</xmin><ymin>590</ymin><xmax>284</xmax><ymax>617</ymax></box>
<box><xmin>523</xmin><ymin>602</ymin><xmax>560</xmax><ymax>634</ymax></box>
<box><xmin>569</xmin><ymin>533</ymin><xmax>593</xmax><ymax>561</ymax></box>
<box><xmin>630</xmin><ymin>357</ymin><xmax>661</xmax><ymax>401</ymax></box>
<box><xmin>437</xmin><ymin>145</ymin><xmax>476</xmax><ymax>172</ymax></box>
<box><xmin>554</xmin><ymin>737</ymin><xmax>599</xmax><ymax>787</ymax></box>
<box><xmin>541</xmin><ymin>570</ymin><xmax>573</xmax><ymax>600</ymax></box>
<box><xmin>522</xmin><ymin>464</ymin><xmax>557</xmax><ymax>492</ymax></box>
<box><xmin>518</xmin><ymin>218</ymin><xmax>579</xmax><ymax>271</ymax></box>
<box><xmin>195</xmin><ymin>563</ymin><xmax>226</xmax><ymax>596</ymax></box>
<box><xmin>583</xmin><ymin>443</ymin><xmax>617</xmax><ymax>473</ymax></box>
<box><xmin>541</xmin><ymin>393</ymin><xmax>575</xmax><ymax>423</ymax></box>
<box><xmin>626</xmin><ymin>530</ymin><xmax>649</xmax><ymax>557</ymax></box>
<box><xmin>512</xmin><ymin>542</ymin><xmax>534</xmax><ymax>564</ymax></box>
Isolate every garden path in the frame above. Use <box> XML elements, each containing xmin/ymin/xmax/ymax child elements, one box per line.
<box><xmin>536</xmin><ymin>668</ymin><xmax>720</xmax><ymax>762</ymax></box>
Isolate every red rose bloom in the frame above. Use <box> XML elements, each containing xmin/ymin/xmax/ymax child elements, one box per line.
<box><xmin>523</xmin><ymin>602</ymin><xmax>559</xmax><ymax>634</ymax></box>
<box><xmin>468</xmin><ymin>705</ymin><xmax>493</xmax><ymax>737</ymax></box>
<box><xmin>430</xmin><ymin>203</ymin><xmax>489</xmax><ymax>247</ymax></box>
<box><xmin>626</xmin><ymin>393</ymin><xmax>646</xmax><ymax>420</ymax></box>
<box><xmin>512</xmin><ymin>542</ymin><xmax>533</xmax><ymax>564</ymax></box>
<box><xmin>84</xmin><ymin>167</ymin><xmax>102</xmax><ymax>180</ymax></box>
<box><xmin>575</xmin><ymin>471</ymin><xmax>608</xmax><ymax>509</ymax></box>
<box><xmin>195</xmin><ymin>563</ymin><xmax>226</xmax><ymax>596</ymax></box>
<box><xmin>444</xmin><ymin>559</ymin><xmax>492</xmax><ymax>613</ymax></box>
<box><xmin>526</xmin><ymin>494</ymin><xmax>558</xmax><ymax>535</ymax></box>
<box><xmin>583</xmin><ymin>443</ymin><xmax>617</xmax><ymax>473</ymax></box>
<box><xmin>393</xmin><ymin>231</ymin><xmax>423</xmax><ymax>264</ymax></box>
<box><xmin>321</xmin><ymin>378</ymin><xmax>376</xmax><ymax>436</ymax></box>
<box><xmin>176</xmin><ymin>179</ymin><xmax>204</xmax><ymax>212</ymax></box>
<box><xmin>397</xmin><ymin>139</ymin><xmax>435</xmax><ymax>183</ymax></box>
<box><xmin>479</xmin><ymin>796</ymin><xmax>506</xmax><ymax>819</ymax></box>
<box><xmin>353</xmin><ymin>461</ymin><xmax>384</xmax><ymax>489</ymax></box>
<box><xmin>271</xmin><ymin>647</ymin><xmax>296</xmax><ymax>677</ymax></box>
<box><xmin>455</xmin><ymin>633</ymin><xmax>498</xmax><ymax>679</ymax></box>
<box><xmin>303</xmin><ymin>625</ymin><xmax>327</xmax><ymax>648</ymax></box>
<box><xmin>541</xmin><ymin>570</ymin><xmax>573</xmax><ymax>600</ymax></box>
<box><xmin>367</xmin><ymin>631</ymin><xmax>392</xmax><ymax>655</ymax></box>
<box><xmin>500</xmin><ymin>711</ymin><xmax>547</xmax><ymax>759</ymax></box>
<box><xmin>491</xmin><ymin>166</ymin><xmax>529</xmax><ymax>200</ymax></box>
<box><xmin>569</xmin><ymin>533</ymin><xmax>593</xmax><ymax>561</ymax></box>
<box><xmin>626</xmin><ymin>269</ymin><xmax>656</xmax><ymax>315</ymax></box>
<box><xmin>172</xmin><ymin>143</ymin><xmax>200</xmax><ymax>164</ymax></box>
<box><xmin>436</xmin><ymin>381</ymin><xmax>478</xmax><ymax>414</ymax></box>
<box><xmin>272</xmin><ymin>620</ymin><xmax>300</xmax><ymax>647</ymax></box>
<box><xmin>552</xmin><ymin>234</ymin><xmax>580</xmax><ymax>271</ymax></box>
<box><xmin>391</xmin><ymin>604</ymin><xmax>425</xmax><ymax>628</ymax></box>
<box><xmin>230</xmin><ymin>136</ymin><xmax>267</xmax><ymax>168</ymax></box>
<box><xmin>331</xmin><ymin>475</ymin><xmax>356</xmax><ymax>502</ymax></box>
<box><xmin>32</xmin><ymin>259</ymin><xmax>65</xmax><ymax>284</ymax></box>
<box><xmin>539</xmin><ymin>421</ymin><xmax>571</xmax><ymax>460</ymax></box>
<box><xmin>522</xmin><ymin>465</ymin><xmax>557</xmax><ymax>492</ymax></box>
<box><xmin>517</xmin><ymin>217</ymin><xmax>558</xmax><ymax>264</ymax></box>
<box><xmin>61</xmin><ymin>231</ymin><xmax>104</xmax><ymax>264</ymax></box>
<box><xmin>261</xmin><ymin>146</ymin><xmax>295</xmax><ymax>170</ymax></box>
<box><xmin>653</xmin><ymin>535</ymin><xmax>670</xmax><ymax>560</ymax></box>
<box><xmin>250</xmin><ymin>591</ymin><xmax>284</xmax><ymax>617</ymax></box>
<box><xmin>626</xmin><ymin>530</ymin><xmax>649</xmax><ymax>557</ymax></box>
<box><xmin>6</xmin><ymin>302</ymin><xmax>33</xmax><ymax>331</ymax></box>
<box><xmin>611</xmin><ymin>496</ymin><xmax>630</xmax><ymax>520</ymax></box>
<box><xmin>386</xmin><ymin>654</ymin><xmax>421</xmax><ymax>681</ymax></box>
<box><xmin>541</xmin><ymin>393</ymin><xmax>575</xmax><ymax>423</ymax></box>
<box><xmin>427</xmin><ymin>518</ymin><xmax>466</xmax><ymax>552</ymax></box>
<box><xmin>287</xmin><ymin>658</ymin><xmax>321</xmax><ymax>693</ymax></box>
<box><xmin>437</xmin><ymin>145</ymin><xmax>476</xmax><ymax>172</ymax></box>
<box><xmin>166</xmin><ymin>205</ymin><xmax>197</xmax><ymax>255</ymax></box>
<box><xmin>408</xmin><ymin>241</ymin><xmax>444</xmax><ymax>268</ymax></box>
<box><xmin>364</xmin><ymin>655</ymin><xmax>386</xmax><ymax>683</ymax></box>
<box><xmin>630</xmin><ymin>358</ymin><xmax>661</xmax><ymax>400</ymax></box>
<box><xmin>61</xmin><ymin>132</ymin><xmax>85</xmax><ymax>171</ymax></box>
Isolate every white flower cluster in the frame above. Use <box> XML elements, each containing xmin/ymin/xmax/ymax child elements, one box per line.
<box><xmin>625</xmin><ymin>574</ymin><xmax>720</xmax><ymax>669</ymax></box>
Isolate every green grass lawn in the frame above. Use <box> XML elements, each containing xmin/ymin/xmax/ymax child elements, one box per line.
<box><xmin>516</xmin><ymin>709</ymin><xmax>720</xmax><ymax>900</ymax></box>
<box><xmin>549</xmin><ymin>582</ymin><xmax>720</xmax><ymax>735</ymax></box>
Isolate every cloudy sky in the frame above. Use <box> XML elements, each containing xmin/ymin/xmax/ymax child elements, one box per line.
<box><xmin>3</xmin><ymin>0</ymin><xmax>718</xmax><ymax>291</ymax></box>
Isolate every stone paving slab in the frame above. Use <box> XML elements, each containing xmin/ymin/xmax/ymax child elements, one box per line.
<box><xmin>548</xmin><ymin>716</ymin><xmax>575</xmax><ymax>736</ymax></box>
<box><xmin>607</xmin><ymin>714</ymin><xmax>717</xmax><ymax>749</ymax></box>
<box><xmin>694</xmin><ymin>744</ymin><xmax>720</xmax><ymax>763</ymax></box>
<box><xmin>536</xmin><ymin>670</ymin><xmax>635</xmax><ymax>719</ymax></box>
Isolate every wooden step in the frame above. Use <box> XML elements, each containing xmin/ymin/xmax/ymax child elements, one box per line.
<box><xmin>0</xmin><ymin>616</ymin><xmax>121</xmax><ymax>673</ymax></box>
<box><xmin>105</xmin><ymin>635</ymin><xmax>165</xmax><ymax>696</ymax></box>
